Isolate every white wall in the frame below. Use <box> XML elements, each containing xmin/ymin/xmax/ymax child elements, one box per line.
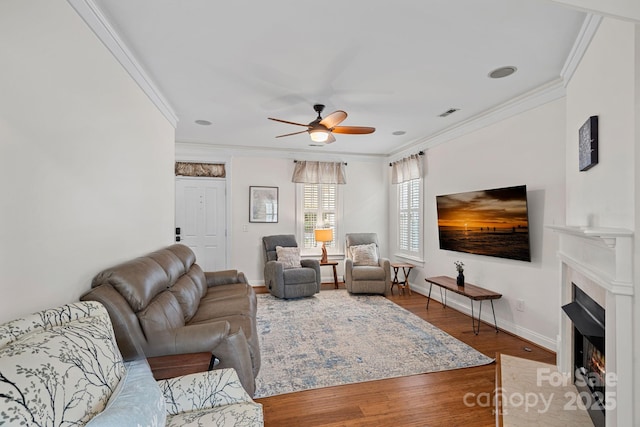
<box><xmin>226</xmin><ymin>155</ymin><xmax>388</xmax><ymax>284</ymax></box>
<box><xmin>0</xmin><ymin>0</ymin><xmax>175</xmax><ymax>323</ymax></box>
<box><xmin>564</xmin><ymin>17</ymin><xmax>639</xmax><ymax>423</ymax></box>
<box><xmin>566</xmin><ymin>18</ymin><xmax>636</xmax><ymax>229</ymax></box>
<box><xmin>405</xmin><ymin>99</ymin><xmax>567</xmax><ymax>349</ymax></box>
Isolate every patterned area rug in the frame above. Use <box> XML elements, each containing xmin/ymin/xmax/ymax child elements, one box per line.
<box><xmin>254</xmin><ymin>290</ymin><xmax>494</xmax><ymax>398</ymax></box>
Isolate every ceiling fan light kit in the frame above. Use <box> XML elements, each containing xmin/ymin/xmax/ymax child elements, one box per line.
<box><xmin>310</xmin><ymin>130</ymin><xmax>330</xmax><ymax>143</ymax></box>
<box><xmin>268</xmin><ymin>104</ymin><xmax>375</xmax><ymax>144</ymax></box>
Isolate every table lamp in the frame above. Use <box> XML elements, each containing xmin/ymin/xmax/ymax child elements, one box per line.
<box><xmin>314</xmin><ymin>228</ymin><xmax>333</xmax><ymax>263</ymax></box>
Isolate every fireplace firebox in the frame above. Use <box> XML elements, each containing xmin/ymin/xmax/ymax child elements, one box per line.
<box><xmin>562</xmin><ymin>284</ymin><xmax>605</xmax><ymax>427</ymax></box>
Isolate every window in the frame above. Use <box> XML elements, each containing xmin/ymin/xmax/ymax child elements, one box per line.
<box><xmin>398</xmin><ymin>178</ymin><xmax>422</xmax><ymax>258</ymax></box>
<box><xmin>297</xmin><ymin>183</ymin><xmax>341</xmax><ymax>253</ymax></box>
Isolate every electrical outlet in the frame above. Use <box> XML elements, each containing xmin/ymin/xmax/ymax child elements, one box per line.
<box><xmin>516</xmin><ymin>299</ymin><xmax>525</xmax><ymax>312</ymax></box>
<box><xmin>242</xmin><ymin>225</ymin><xmax>248</xmax><ymax>232</ymax></box>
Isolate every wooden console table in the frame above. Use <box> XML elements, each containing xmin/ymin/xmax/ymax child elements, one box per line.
<box><xmin>425</xmin><ymin>275</ymin><xmax>502</xmax><ymax>335</ymax></box>
<box><xmin>320</xmin><ymin>260</ymin><xmax>339</xmax><ymax>289</ymax></box>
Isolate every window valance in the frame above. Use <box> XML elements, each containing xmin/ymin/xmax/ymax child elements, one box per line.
<box><xmin>391</xmin><ymin>153</ymin><xmax>424</xmax><ymax>184</ymax></box>
<box><xmin>175</xmin><ymin>162</ymin><xmax>225</xmax><ymax>178</ymax></box>
<box><xmin>291</xmin><ymin>161</ymin><xmax>347</xmax><ymax>184</ymax></box>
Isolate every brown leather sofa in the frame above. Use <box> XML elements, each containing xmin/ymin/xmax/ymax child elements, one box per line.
<box><xmin>80</xmin><ymin>244</ymin><xmax>260</xmax><ymax>396</ymax></box>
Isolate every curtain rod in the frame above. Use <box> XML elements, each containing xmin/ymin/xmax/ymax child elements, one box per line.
<box><xmin>389</xmin><ymin>151</ymin><xmax>424</xmax><ymax>167</ymax></box>
<box><xmin>294</xmin><ymin>160</ymin><xmax>348</xmax><ymax>165</ymax></box>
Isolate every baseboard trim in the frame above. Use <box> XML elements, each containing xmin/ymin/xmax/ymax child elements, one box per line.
<box><xmin>409</xmin><ymin>282</ymin><xmax>556</xmax><ymax>351</ymax></box>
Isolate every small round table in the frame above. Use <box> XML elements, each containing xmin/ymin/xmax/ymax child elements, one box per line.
<box><xmin>390</xmin><ymin>263</ymin><xmax>414</xmax><ymax>295</ymax></box>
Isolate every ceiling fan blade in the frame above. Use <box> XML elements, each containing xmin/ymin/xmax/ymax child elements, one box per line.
<box><xmin>325</xmin><ymin>133</ymin><xmax>336</xmax><ymax>144</ymax></box>
<box><xmin>268</xmin><ymin>117</ymin><xmax>309</xmax><ymax>127</ymax></box>
<box><xmin>275</xmin><ymin>130</ymin><xmax>309</xmax><ymax>138</ymax></box>
<box><xmin>332</xmin><ymin>126</ymin><xmax>376</xmax><ymax>134</ymax></box>
<box><xmin>319</xmin><ymin>110</ymin><xmax>347</xmax><ymax>128</ymax></box>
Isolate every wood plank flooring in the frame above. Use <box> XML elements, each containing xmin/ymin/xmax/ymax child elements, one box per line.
<box><xmin>254</xmin><ymin>284</ymin><xmax>555</xmax><ymax>427</ymax></box>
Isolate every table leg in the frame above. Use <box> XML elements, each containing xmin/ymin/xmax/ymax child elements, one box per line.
<box><xmin>491</xmin><ymin>300</ymin><xmax>499</xmax><ymax>333</ymax></box>
<box><xmin>471</xmin><ymin>300</ymin><xmax>485</xmax><ymax>335</ymax></box>
<box><xmin>332</xmin><ymin>265</ymin><xmax>338</xmax><ymax>289</ymax></box>
<box><xmin>402</xmin><ymin>267</ymin><xmax>412</xmax><ymax>295</ymax></box>
<box><xmin>426</xmin><ymin>282</ymin><xmax>433</xmax><ymax>310</ymax></box>
<box><xmin>391</xmin><ymin>267</ymin><xmax>400</xmax><ymax>295</ymax></box>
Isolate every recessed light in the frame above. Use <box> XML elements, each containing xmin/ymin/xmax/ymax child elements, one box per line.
<box><xmin>195</xmin><ymin>119</ymin><xmax>212</xmax><ymax>126</ymax></box>
<box><xmin>488</xmin><ymin>66</ymin><xmax>517</xmax><ymax>79</ymax></box>
<box><xmin>392</xmin><ymin>131</ymin><xmax>406</xmax><ymax>136</ymax></box>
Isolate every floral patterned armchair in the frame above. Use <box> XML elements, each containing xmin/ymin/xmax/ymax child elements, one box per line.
<box><xmin>0</xmin><ymin>301</ymin><xmax>263</xmax><ymax>426</ymax></box>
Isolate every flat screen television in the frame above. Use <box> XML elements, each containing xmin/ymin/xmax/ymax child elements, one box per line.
<box><xmin>436</xmin><ymin>185</ymin><xmax>531</xmax><ymax>262</ymax></box>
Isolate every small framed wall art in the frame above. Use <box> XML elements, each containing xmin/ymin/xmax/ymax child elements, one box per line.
<box><xmin>249</xmin><ymin>186</ymin><xmax>278</xmax><ymax>223</ymax></box>
<box><xmin>578</xmin><ymin>115</ymin><xmax>598</xmax><ymax>171</ymax></box>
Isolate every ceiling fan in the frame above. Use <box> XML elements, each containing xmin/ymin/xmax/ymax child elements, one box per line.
<box><xmin>268</xmin><ymin>104</ymin><xmax>375</xmax><ymax>144</ymax></box>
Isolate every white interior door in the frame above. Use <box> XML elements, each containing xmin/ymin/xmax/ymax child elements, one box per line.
<box><xmin>175</xmin><ymin>177</ymin><xmax>227</xmax><ymax>271</ymax></box>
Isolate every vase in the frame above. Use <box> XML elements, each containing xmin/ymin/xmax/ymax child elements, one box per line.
<box><xmin>456</xmin><ymin>272</ymin><xmax>465</xmax><ymax>286</ymax></box>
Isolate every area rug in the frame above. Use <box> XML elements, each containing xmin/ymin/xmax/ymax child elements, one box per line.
<box><xmin>254</xmin><ymin>290</ymin><xmax>494</xmax><ymax>398</ymax></box>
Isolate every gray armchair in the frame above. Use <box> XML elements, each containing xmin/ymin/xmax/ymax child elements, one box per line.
<box><xmin>262</xmin><ymin>234</ymin><xmax>321</xmax><ymax>299</ymax></box>
<box><xmin>344</xmin><ymin>233</ymin><xmax>391</xmax><ymax>295</ymax></box>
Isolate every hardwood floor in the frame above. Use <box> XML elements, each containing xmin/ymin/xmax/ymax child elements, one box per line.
<box><xmin>254</xmin><ymin>284</ymin><xmax>556</xmax><ymax>426</ymax></box>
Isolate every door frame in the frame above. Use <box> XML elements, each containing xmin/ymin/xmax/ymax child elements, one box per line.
<box><xmin>174</xmin><ymin>154</ymin><xmax>232</xmax><ymax>270</ymax></box>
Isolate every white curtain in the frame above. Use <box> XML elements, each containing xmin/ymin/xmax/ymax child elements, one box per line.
<box><xmin>391</xmin><ymin>154</ymin><xmax>423</xmax><ymax>184</ymax></box>
<box><xmin>291</xmin><ymin>161</ymin><xmax>347</xmax><ymax>184</ymax></box>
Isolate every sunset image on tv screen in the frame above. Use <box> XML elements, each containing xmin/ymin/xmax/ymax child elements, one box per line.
<box><xmin>436</xmin><ymin>185</ymin><xmax>531</xmax><ymax>262</ymax></box>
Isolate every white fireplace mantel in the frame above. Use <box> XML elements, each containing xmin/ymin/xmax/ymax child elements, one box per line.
<box><xmin>548</xmin><ymin>224</ymin><xmax>634</xmax><ymax>427</ymax></box>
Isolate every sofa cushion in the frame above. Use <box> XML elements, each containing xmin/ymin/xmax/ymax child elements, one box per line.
<box><xmin>138</xmin><ymin>291</ymin><xmax>185</xmax><ymax>334</ymax></box>
<box><xmin>170</xmin><ymin>276</ymin><xmax>202</xmax><ymax>322</ymax></box>
<box><xmin>192</xmin><ymin>284</ymin><xmax>256</xmax><ymax>322</ymax></box>
<box><xmin>93</xmin><ymin>257</ymin><xmax>170</xmax><ymax>312</ymax></box>
<box><xmin>275</xmin><ymin>246</ymin><xmax>302</xmax><ymax>269</ymax></box>
<box><xmin>350</xmin><ymin>243</ymin><xmax>379</xmax><ymax>266</ymax></box>
<box><xmin>86</xmin><ymin>359</ymin><xmax>166</xmax><ymax>427</ymax></box>
<box><xmin>0</xmin><ymin>302</ymin><xmax>125</xmax><ymax>426</ymax></box>
<box><xmin>187</xmin><ymin>263</ymin><xmax>208</xmax><ymax>299</ymax></box>
<box><xmin>147</xmin><ymin>248</ymin><xmax>187</xmax><ymax>285</ymax></box>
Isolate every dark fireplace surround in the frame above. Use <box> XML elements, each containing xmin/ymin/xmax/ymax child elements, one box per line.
<box><xmin>562</xmin><ymin>283</ymin><xmax>605</xmax><ymax>427</ymax></box>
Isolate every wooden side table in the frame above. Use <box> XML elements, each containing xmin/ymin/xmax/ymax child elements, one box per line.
<box><xmin>425</xmin><ymin>275</ymin><xmax>502</xmax><ymax>335</ymax></box>
<box><xmin>320</xmin><ymin>260</ymin><xmax>339</xmax><ymax>289</ymax></box>
<box><xmin>390</xmin><ymin>262</ymin><xmax>414</xmax><ymax>295</ymax></box>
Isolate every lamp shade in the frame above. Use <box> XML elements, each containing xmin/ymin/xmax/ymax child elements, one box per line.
<box><xmin>314</xmin><ymin>228</ymin><xmax>333</xmax><ymax>243</ymax></box>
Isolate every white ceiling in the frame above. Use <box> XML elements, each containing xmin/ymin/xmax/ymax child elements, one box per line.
<box><xmin>91</xmin><ymin>0</ymin><xmax>586</xmax><ymax>156</ymax></box>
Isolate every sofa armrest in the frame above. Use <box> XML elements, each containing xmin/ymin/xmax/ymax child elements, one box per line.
<box><xmin>158</xmin><ymin>368</ymin><xmax>254</xmax><ymax>415</ymax></box>
<box><xmin>204</xmin><ymin>269</ymin><xmax>248</xmax><ymax>287</ymax></box>
<box><xmin>144</xmin><ymin>322</ymin><xmax>230</xmax><ymax>357</ymax></box>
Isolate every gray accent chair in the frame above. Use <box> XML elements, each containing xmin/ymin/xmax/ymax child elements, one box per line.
<box><xmin>262</xmin><ymin>234</ymin><xmax>321</xmax><ymax>299</ymax></box>
<box><xmin>344</xmin><ymin>233</ymin><xmax>391</xmax><ymax>295</ymax></box>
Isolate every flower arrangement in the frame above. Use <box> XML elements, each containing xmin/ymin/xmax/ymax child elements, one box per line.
<box><xmin>454</xmin><ymin>261</ymin><xmax>464</xmax><ymax>273</ymax></box>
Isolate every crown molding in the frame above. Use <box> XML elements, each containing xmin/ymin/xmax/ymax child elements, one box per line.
<box><xmin>175</xmin><ymin>141</ymin><xmax>386</xmax><ymax>164</ymax></box>
<box><xmin>67</xmin><ymin>0</ymin><xmax>178</xmax><ymax>128</ymax></box>
<box><xmin>387</xmin><ymin>77</ymin><xmax>566</xmax><ymax>162</ymax></box>
<box><xmin>560</xmin><ymin>13</ymin><xmax>603</xmax><ymax>87</ymax></box>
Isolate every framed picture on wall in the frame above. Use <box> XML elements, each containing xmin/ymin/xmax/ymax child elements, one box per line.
<box><xmin>579</xmin><ymin>116</ymin><xmax>598</xmax><ymax>171</ymax></box>
<box><xmin>249</xmin><ymin>186</ymin><xmax>278</xmax><ymax>223</ymax></box>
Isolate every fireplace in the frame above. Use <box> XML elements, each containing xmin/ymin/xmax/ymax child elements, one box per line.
<box><xmin>563</xmin><ymin>284</ymin><xmax>606</xmax><ymax>427</ymax></box>
<box><xmin>549</xmin><ymin>225</ymin><xmax>633</xmax><ymax>427</ymax></box>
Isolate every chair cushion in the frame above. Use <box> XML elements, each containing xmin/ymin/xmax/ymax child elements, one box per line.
<box><xmin>352</xmin><ymin>265</ymin><xmax>386</xmax><ymax>281</ymax></box>
<box><xmin>275</xmin><ymin>246</ymin><xmax>302</xmax><ymax>269</ymax></box>
<box><xmin>283</xmin><ymin>267</ymin><xmax>316</xmax><ymax>284</ymax></box>
<box><xmin>350</xmin><ymin>243</ymin><xmax>379</xmax><ymax>266</ymax></box>
<box><xmin>86</xmin><ymin>359</ymin><xmax>166</xmax><ymax>427</ymax></box>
